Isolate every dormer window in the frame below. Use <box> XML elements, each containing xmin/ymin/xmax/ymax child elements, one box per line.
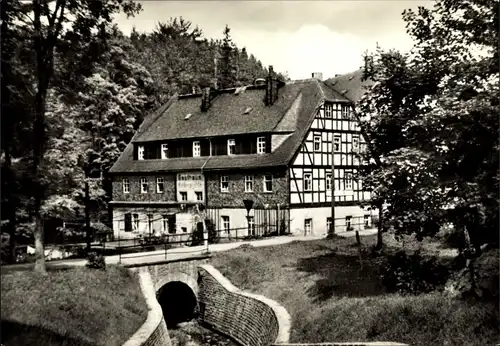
<box><xmin>161</xmin><ymin>144</ymin><xmax>168</xmax><ymax>159</ymax></box>
<box><xmin>193</xmin><ymin>141</ymin><xmax>200</xmax><ymax>157</ymax></box>
<box><xmin>227</xmin><ymin>139</ymin><xmax>236</xmax><ymax>155</ymax></box>
<box><xmin>257</xmin><ymin>137</ymin><xmax>266</xmax><ymax>154</ymax></box>
<box><xmin>138</xmin><ymin>145</ymin><xmax>145</xmax><ymax>160</ymax></box>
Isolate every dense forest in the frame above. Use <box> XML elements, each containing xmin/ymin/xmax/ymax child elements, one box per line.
<box><xmin>0</xmin><ymin>1</ymin><xmax>285</xmax><ymax>266</ymax></box>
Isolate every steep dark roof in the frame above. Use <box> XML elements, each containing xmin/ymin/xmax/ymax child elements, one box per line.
<box><xmin>109</xmin><ymin>79</ymin><xmax>349</xmax><ymax>174</ymax></box>
<box><xmin>326</xmin><ymin>69</ymin><xmax>375</xmax><ymax>103</ymax></box>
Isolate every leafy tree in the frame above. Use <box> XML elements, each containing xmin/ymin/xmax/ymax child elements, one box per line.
<box><xmin>357</xmin><ymin>0</ymin><xmax>499</xmax><ymax>255</ymax></box>
<box><xmin>217</xmin><ymin>25</ymin><xmax>237</xmax><ymax>89</ymax></box>
<box><xmin>3</xmin><ymin>0</ymin><xmax>142</xmax><ymax>273</ymax></box>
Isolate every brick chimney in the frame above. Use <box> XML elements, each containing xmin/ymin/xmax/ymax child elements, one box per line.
<box><xmin>312</xmin><ymin>72</ymin><xmax>323</xmax><ymax>81</ymax></box>
<box><xmin>201</xmin><ymin>87</ymin><xmax>211</xmax><ymax>112</ymax></box>
<box><xmin>265</xmin><ymin>66</ymin><xmax>279</xmax><ymax>106</ymax></box>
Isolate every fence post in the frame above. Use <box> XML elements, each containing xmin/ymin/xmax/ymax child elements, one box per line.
<box><xmin>355</xmin><ymin>230</ymin><xmax>363</xmax><ymax>270</ymax></box>
<box><xmin>164</xmin><ymin>243</ymin><xmax>167</xmax><ymax>260</ymax></box>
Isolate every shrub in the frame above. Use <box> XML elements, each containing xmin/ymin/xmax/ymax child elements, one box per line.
<box><xmin>381</xmin><ymin>250</ymin><xmax>450</xmax><ymax>294</ymax></box>
<box><xmin>86</xmin><ymin>252</ymin><xmax>106</xmax><ymax>270</ymax></box>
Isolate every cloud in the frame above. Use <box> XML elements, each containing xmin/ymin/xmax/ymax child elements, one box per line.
<box><xmin>231</xmin><ymin>24</ymin><xmax>415</xmax><ymax>80</ymax></box>
<box><xmin>115</xmin><ymin>1</ymin><xmax>428</xmax><ymax>80</ymax></box>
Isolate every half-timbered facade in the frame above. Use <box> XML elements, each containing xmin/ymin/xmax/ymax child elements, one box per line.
<box><xmin>109</xmin><ymin>68</ymin><xmax>374</xmax><ymax>238</ymax></box>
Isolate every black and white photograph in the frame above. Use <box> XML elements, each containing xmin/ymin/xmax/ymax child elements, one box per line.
<box><xmin>1</xmin><ymin>0</ymin><xmax>498</xmax><ymax>345</ymax></box>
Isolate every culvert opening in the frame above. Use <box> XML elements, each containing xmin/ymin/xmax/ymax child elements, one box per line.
<box><xmin>157</xmin><ymin>281</ymin><xmax>197</xmax><ymax>328</ymax></box>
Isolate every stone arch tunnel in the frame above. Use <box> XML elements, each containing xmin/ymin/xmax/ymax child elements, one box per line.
<box><xmin>156</xmin><ymin>280</ymin><xmax>198</xmax><ymax>328</ymax></box>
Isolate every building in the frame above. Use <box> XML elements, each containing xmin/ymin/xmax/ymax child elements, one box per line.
<box><xmin>109</xmin><ymin>67</ymin><xmax>374</xmax><ymax>239</ymax></box>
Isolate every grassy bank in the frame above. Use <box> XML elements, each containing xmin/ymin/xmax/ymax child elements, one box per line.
<box><xmin>210</xmin><ymin>236</ymin><xmax>499</xmax><ymax>346</ymax></box>
<box><xmin>1</xmin><ymin>265</ymin><xmax>148</xmax><ymax>346</ymax></box>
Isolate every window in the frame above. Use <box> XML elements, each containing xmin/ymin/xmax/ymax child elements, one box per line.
<box><xmin>304</xmin><ymin>173</ymin><xmax>312</xmax><ymax>191</ymax></box>
<box><xmin>193</xmin><ymin>141</ymin><xmax>200</xmax><ymax>157</ymax></box>
<box><xmin>364</xmin><ymin>215</ymin><xmax>371</xmax><ymax>228</ymax></box>
<box><xmin>352</xmin><ymin>135</ymin><xmax>359</xmax><ymax>152</ymax></box>
<box><xmin>247</xmin><ymin>216</ymin><xmax>255</xmax><ymax>236</ymax></box>
<box><xmin>140</xmin><ymin>177</ymin><xmax>148</xmax><ymax>193</ymax></box>
<box><xmin>244</xmin><ymin>175</ymin><xmax>253</xmax><ymax>192</ymax></box>
<box><xmin>334</xmin><ymin>135</ymin><xmax>341</xmax><ymax>152</ymax></box>
<box><xmin>263</xmin><ymin>175</ymin><xmax>273</xmax><ymax>192</ymax></box>
<box><xmin>344</xmin><ymin>172</ymin><xmax>353</xmax><ymax>190</ymax></box>
<box><xmin>313</xmin><ymin>135</ymin><xmax>321</xmax><ymax>152</ymax></box>
<box><xmin>147</xmin><ymin>214</ymin><xmax>153</xmax><ymax>234</ymax></box>
<box><xmin>161</xmin><ymin>144</ymin><xmax>168</xmax><ymax>159</ymax></box>
<box><xmin>180</xmin><ymin>191</ymin><xmax>188</xmax><ymax>201</ymax></box>
<box><xmin>346</xmin><ymin>216</ymin><xmax>353</xmax><ymax>230</ymax></box>
<box><xmin>257</xmin><ymin>137</ymin><xmax>266</xmax><ymax>154</ymax></box>
<box><xmin>132</xmin><ymin>213</ymin><xmax>139</xmax><ymax>231</ymax></box>
<box><xmin>181</xmin><ymin>227</ymin><xmax>187</xmax><ymax>233</ymax></box>
<box><xmin>156</xmin><ymin>178</ymin><xmax>164</xmax><ymax>193</ymax></box>
<box><xmin>222</xmin><ymin>216</ymin><xmax>230</xmax><ymax>233</ymax></box>
<box><xmin>124</xmin><ymin>213</ymin><xmax>132</xmax><ymax>232</ymax></box>
<box><xmin>304</xmin><ymin>218</ymin><xmax>312</xmax><ymax>235</ymax></box>
<box><xmin>195</xmin><ymin>191</ymin><xmax>203</xmax><ymax>201</ymax></box>
<box><xmin>326</xmin><ymin>217</ymin><xmax>333</xmax><ymax>233</ymax></box>
<box><xmin>326</xmin><ymin>173</ymin><xmax>332</xmax><ymax>192</ymax></box>
<box><xmin>324</xmin><ymin>104</ymin><xmax>332</xmax><ymax>118</ymax></box>
<box><xmin>138</xmin><ymin>145</ymin><xmax>145</xmax><ymax>160</ymax></box>
<box><xmin>341</xmin><ymin>105</ymin><xmax>350</xmax><ymax>119</ymax></box>
<box><xmin>162</xmin><ymin>215</ymin><xmax>169</xmax><ymax>233</ymax></box>
<box><xmin>220</xmin><ymin>176</ymin><xmax>229</xmax><ymax>192</ymax></box>
<box><xmin>122</xmin><ymin>179</ymin><xmax>130</xmax><ymax>194</ymax></box>
<box><xmin>227</xmin><ymin>139</ymin><xmax>236</xmax><ymax>155</ymax></box>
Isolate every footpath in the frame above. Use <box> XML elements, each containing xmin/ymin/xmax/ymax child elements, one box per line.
<box><xmin>2</xmin><ymin>229</ymin><xmax>377</xmax><ymax>271</ymax></box>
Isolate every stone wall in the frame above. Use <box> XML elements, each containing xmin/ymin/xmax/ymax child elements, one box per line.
<box><xmin>122</xmin><ymin>268</ymin><xmax>171</xmax><ymax>346</ymax></box>
<box><xmin>197</xmin><ymin>264</ymin><xmax>291</xmax><ymax>346</ymax></box>
<box><xmin>205</xmin><ymin>169</ymin><xmax>289</xmax><ymax>208</ymax></box>
<box><xmin>112</xmin><ymin>174</ymin><xmax>176</xmax><ymax>202</ymax></box>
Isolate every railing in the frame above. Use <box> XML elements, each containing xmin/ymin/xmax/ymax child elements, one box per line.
<box><xmin>111</xmin><ymin>223</ymin><xmax>289</xmax><ymax>263</ymax></box>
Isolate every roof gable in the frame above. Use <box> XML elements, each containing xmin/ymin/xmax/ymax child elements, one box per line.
<box><xmin>326</xmin><ymin>69</ymin><xmax>375</xmax><ymax>103</ymax></box>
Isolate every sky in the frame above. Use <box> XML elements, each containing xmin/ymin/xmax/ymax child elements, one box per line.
<box><xmin>115</xmin><ymin>1</ymin><xmax>433</xmax><ymax>80</ymax></box>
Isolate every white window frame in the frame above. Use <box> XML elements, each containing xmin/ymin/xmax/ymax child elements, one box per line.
<box><xmin>193</xmin><ymin>141</ymin><xmax>201</xmax><ymax>157</ymax></box>
<box><xmin>352</xmin><ymin>135</ymin><xmax>360</xmax><ymax>152</ymax></box>
<box><xmin>140</xmin><ymin>177</ymin><xmax>148</xmax><ymax>194</ymax></box>
<box><xmin>162</xmin><ymin>215</ymin><xmax>168</xmax><ymax>233</ymax></box>
<box><xmin>326</xmin><ymin>217</ymin><xmax>333</xmax><ymax>233</ymax></box>
<box><xmin>180</xmin><ymin>191</ymin><xmax>188</xmax><ymax>201</ymax></box>
<box><xmin>227</xmin><ymin>139</ymin><xmax>236</xmax><ymax>155</ymax></box>
<box><xmin>221</xmin><ymin>216</ymin><xmax>230</xmax><ymax>233</ymax></box>
<box><xmin>195</xmin><ymin>191</ymin><xmax>203</xmax><ymax>201</ymax></box>
<box><xmin>156</xmin><ymin>177</ymin><xmax>164</xmax><ymax>193</ymax></box>
<box><xmin>138</xmin><ymin>145</ymin><xmax>145</xmax><ymax>160</ymax></box>
<box><xmin>364</xmin><ymin>215</ymin><xmax>370</xmax><ymax>228</ymax></box>
<box><xmin>257</xmin><ymin>137</ymin><xmax>266</xmax><ymax>154</ymax></box>
<box><xmin>344</xmin><ymin>171</ymin><xmax>353</xmax><ymax>190</ymax></box>
<box><xmin>263</xmin><ymin>174</ymin><xmax>273</xmax><ymax>192</ymax></box>
<box><xmin>161</xmin><ymin>144</ymin><xmax>168</xmax><ymax>159</ymax></box>
<box><xmin>248</xmin><ymin>216</ymin><xmax>255</xmax><ymax>235</ymax></box>
<box><xmin>132</xmin><ymin>213</ymin><xmax>139</xmax><ymax>231</ymax></box>
<box><xmin>346</xmin><ymin>216</ymin><xmax>352</xmax><ymax>230</ymax></box>
<box><xmin>147</xmin><ymin>214</ymin><xmax>153</xmax><ymax>234</ymax></box>
<box><xmin>304</xmin><ymin>218</ymin><xmax>312</xmax><ymax>235</ymax></box>
<box><xmin>324</xmin><ymin>103</ymin><xmax>332</xmax><ymax>118</ymax></box>
<box><xmin>122</xmin><ymin>179</ymin><xmax>130</xmax><ymax>194</ymax></box>
<box><xmin>341</xmin><ymin>105</ymin><xmax>350</xmax><ymax>119</ymax></box>
<box><xmin>304</xmin><ymin>173</ymin><xmax>312</xmax><ymax>192</ymax></box>
<box><xmin>334</xmin><ymin>135</ymin><xmax>341</xmax><ymax>152</ymax></box>
<box><xmin>313</xmin><ymin>135</ymin><xmax>322</xmax><ymax>152</ymax></box>
<box><xmin>220</xmin><ymin>176</ymin><xmax>229</xmax><ymax>192</ymax></box>
<box><xmin>326</xmin><ymin>173</ymin><xmax>332</xmax><ymax>192</ymax></box>
<box><xmin>244</xmin><ymin>175</ymin><xmax>253</xmax><ymax>192</ymax></box>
